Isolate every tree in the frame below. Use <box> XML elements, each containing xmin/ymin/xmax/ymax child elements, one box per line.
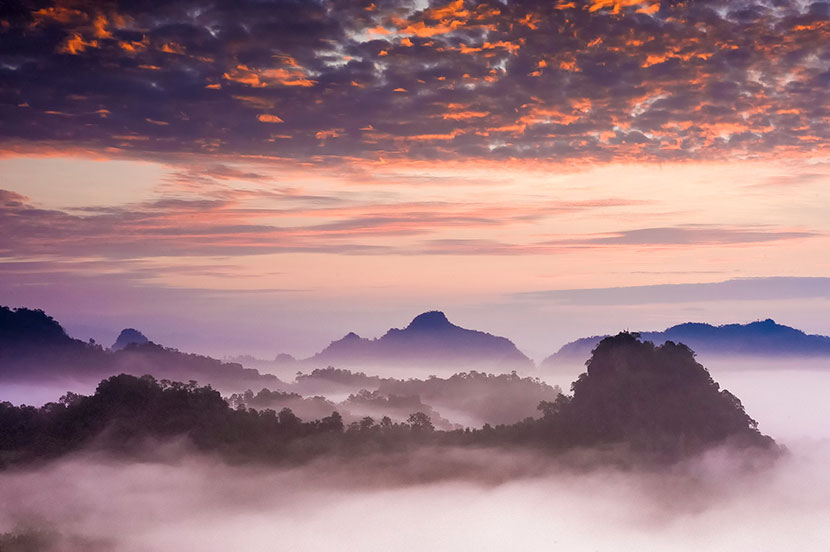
<box><xmin>359</xmin><ymin>416</ymin><xmax>375</xmax><ymax>430</ymax></box>
<box><xmin>278</xmin><ymin>407</ymin><xmax>301</xmax><ymax>427</ymax></box>
<box><xmin>407</xmin><ymin>412</ymin><xmax>434</xmax><ymax>432</ymax></box>
<box><xmin>320</xmin><ymin>411</ymin><xmax>344</xmax><ymax>432</ymax></box>
<box><xmin>537</xmin><ymin>394</ymin><xmax>571</xmax><ymax>418</ymax></box>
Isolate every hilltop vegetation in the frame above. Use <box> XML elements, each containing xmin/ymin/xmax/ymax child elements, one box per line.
<box><xmin>0</xmin><ymin>333</ymin><xmax>775</xmax><ymax>468</ymax></box>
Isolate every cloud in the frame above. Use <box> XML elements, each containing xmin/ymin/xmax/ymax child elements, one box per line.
<box><xmin>0</xmin><ymin>187</ymin><xmax>652</xmax><ymax>258</ymax></box>
<box><xmin>1</xmin><ymin>439</ymin><xmax>830</xmax><ymax>551</ymax></box>
<box><xmin>545</xmin><ymin>225</ymin><xmax>819</xmax><ymax>247</ymax></box>
<box><xmin>1</xmin><ymin>0</ymin><xmax>828</xmax><ymax>163</ymax></box>
<box><xmin>517</xmin><ymin>277</ymin><xmax>830</xmax><ymax>306</ymax></box>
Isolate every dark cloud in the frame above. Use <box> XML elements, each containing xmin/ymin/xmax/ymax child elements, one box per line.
<box><xmin>0</xmin><ymin>0</ymin><xmax>827</xmax><ymax>163</ymax></box>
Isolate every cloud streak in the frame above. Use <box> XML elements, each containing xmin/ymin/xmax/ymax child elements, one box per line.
<box><xmin>1</xmin><ymin>187</ymin><xmax>816</xmax><ymax>259</ymax></box>
<box><xmin>0</xmin><ymin>187</ymin><xmax>677</xmax><ymax>258</ymax></box>
<box><xmin>517</xmin><ymin>277</ymin><xmax>830</xmax><ymax>306</ymax></box>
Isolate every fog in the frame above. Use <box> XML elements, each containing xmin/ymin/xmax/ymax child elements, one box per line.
<box><xmin>3</xmin><ymin>358</ymin><xmax>830</xmax><ymax>551</ymax></box>
<box><xmin>2</xmin><ymin>439</ymin><xmax>830</xmax><ymax>551</ymax></box>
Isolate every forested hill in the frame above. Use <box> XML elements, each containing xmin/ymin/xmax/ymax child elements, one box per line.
<box><xmin>0</xmin><ymin>333</ymin><xmax>775</xmax><ymax>468</ymax></box>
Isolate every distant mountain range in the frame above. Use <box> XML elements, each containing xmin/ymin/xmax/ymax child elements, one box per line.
<box><xmin>0</xmin><ymin>306</ymin><xmax>283</xmax><ymax>392</ymax></box>
<box><xmin>306</xmin><ymin>311</ymin><xmax>533</xmax><ymax>372</ymax></box>
<box><xmin>542</xmin><ymin>319</ymin><xmax>830</xmax><ymax>369</ymax></box>
<box><xmin>5</xmin><ymin>304</ymin><xmax>830</xmax><ymax>397</ymax></box>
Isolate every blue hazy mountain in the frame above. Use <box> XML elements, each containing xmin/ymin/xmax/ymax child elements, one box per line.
<box><xmin>111</xmin><ymin>328</ymin><xmax>149</xmax><ymax>351</ymax></box>
<box><xmin>542</xmin><ymin>319</ymin><xmax>830</xmax><ymax>369</ymax></box>
<box><xmin>308</xmin><ymin>311</ymin><xmax>534</xmax><ymax>372</ymax></box>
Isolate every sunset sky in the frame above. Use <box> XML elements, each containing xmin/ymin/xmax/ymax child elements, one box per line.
<box><xmin>2</xmin><ymin>0</ymin><xmax>829</xmax><ymax>359</ymax></box>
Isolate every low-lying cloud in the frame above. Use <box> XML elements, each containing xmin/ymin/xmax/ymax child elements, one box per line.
<box><xmin>1</xmin><ymin>440</ymin><xmax>829</xmax><ymax>551</ymax></box>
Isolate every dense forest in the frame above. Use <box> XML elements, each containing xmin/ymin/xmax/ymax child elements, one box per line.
<box><xmin>0</xmin><ymin>333</ymin><xmax>775</xmax><ymax>468</ymax></box>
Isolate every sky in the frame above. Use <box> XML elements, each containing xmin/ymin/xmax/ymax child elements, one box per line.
<box><xmin>1</xmin><ymin>0</ymin><xmax>830</xmax><ymax>360</ymax></box>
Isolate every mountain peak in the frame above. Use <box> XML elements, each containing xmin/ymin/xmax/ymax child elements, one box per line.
<box><xmin>309</xmin><ymin>310</ymin><xmax>532</xmax><ymax>370</ymax></box>
<box><xmin>112</xmin><ymin>328</ymin><xmax>149</xmax><ymax>351</ymax></box>
<box><xmin>406</xmin><ymin>311</ymin><xmax>452</xmax><ymax>331</ymax></box>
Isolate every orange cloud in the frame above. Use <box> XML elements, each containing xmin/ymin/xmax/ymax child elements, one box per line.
<box><xmin>589</xmin><ymin>0</ymin><xmax>659</xmax><ymax>14</ymax></box>
<box><xmin>257</xmin><ymin>114</ymin><xmax>284</xmax><ymax>123</ymax></box>
<box><xmin>160</xmin><ymin>42</ymin><xmax>186</xmax><ymax>55</ymax></box>
<box><xmin>404</xmin><ymin>129</ymin><xmax>465</xmax><ymax>141</ymax></box>
<box><xmin>394</xmin><ymin>0</ymin><xmax>478</xmax><ymax>38</ymax></box>
<box><xmin>442</xmin><ymin>111</ymin><xmax>489</xmax><ymax>120</ymax></box>
<box><xmin>58</xmin><ymin>33</ymin><xmax>97</xmax><ymax>54</ymax></box>
<box><xmin>559</xmin><ymin>59</ymin><xmax>579</xmax><ymax>72</ymax></box>
<box><xmin>458</xmin><ymin>40</ymin><xmax>520</xmax><ymax>55</ymax></box>
<box><xmin>120</xmin><ymin>36</ymin><xmax>149</xmax><ymax>53</ymax></box>
<box><xmin>90</xmin><ymin>13</ymin><xmax>111</xmax><ymax>39</ymax></box>
<box><xmin>519</xmin><ymin>13</ymin><xmax>540</xmax><ymax>29</ymax></box>
<box><xmin>426</xmin><ymin>0</ymin><xmax>468</xmax><ymax>21</ymax></box>
<box><xmin>223</xmin><ymin>64</ymin><xmax>315</xmax><ymax>88</ymax></box>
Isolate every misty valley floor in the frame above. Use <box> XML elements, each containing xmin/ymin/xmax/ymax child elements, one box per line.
<box><xmin>3</xmin><ymin>366</ymin><xmax>830</xmax><ymax>551</ymax></box>
<box><xmin>2</xmin><ymin>439</ymin><xmax>830</xmax><ymax>552</ymax></box>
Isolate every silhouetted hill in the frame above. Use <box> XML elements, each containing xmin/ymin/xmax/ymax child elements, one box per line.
<box><xmin>542</xmin><ymin>319</ymin><xmax>830</xmax><ymax>370</ymax></box>
<box><xmin>308</xmin><ymin>311</ymin><xmax>533</xmax><ymax>372</ymax></box>
<box><xmin>0</xmin><ymin>306</ymin><xmax>69</xmax><ymax>346</ymax></box>
<box><xmin>534</xmin><ymin>333</ymin><xmax>774</xmax><ymax>456</ymax></box>
<box><xmin>0</xmin><ymin>336</ymin><xmax>774</xmax><ymax>467</ymax></box>
<box><xmin>111</xmin><ymin>328</ymin><xmax>149</xmax><ymax>351</ymax></box>
<box><xmin>0</xmin><ymin>305</ymin><xmax>284</xmax><ymax>392</ymax></box>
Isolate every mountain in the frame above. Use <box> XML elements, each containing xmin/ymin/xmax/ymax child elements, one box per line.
<box><xmin>542</xmin><ymin>319</ymin><xmax>830</xmax><ymax>370</ymax></box>
<box><xmin>307</xmin><ymin>311</ymin><xmax>533</xmax><ymax>372</ymax></box>
<box><xmin>111</xmin><ymin>328</ymin><xmax>149</xmax><ymax>350</ymax></box>
<box><xmin>0</xmin><ymin>305</ymin><xmax>284</xmax><ymax>392</ymax></box>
